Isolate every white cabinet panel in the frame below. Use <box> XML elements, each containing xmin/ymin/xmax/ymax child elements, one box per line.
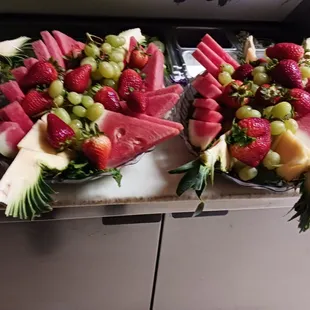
<box><xmin>154</xmin><ymin>209</ymin><xmax>310</xmax><ymax>310</ymax></box>
<box><xmin>0</xmin><ymin>216</ymin><xmax>161</xmax><ymax>310</ymax></box>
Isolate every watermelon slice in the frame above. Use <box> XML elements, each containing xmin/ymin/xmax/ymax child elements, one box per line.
<box><xmin>32</xmin><ymin>40</ymin><xmax>51</xmax><ymax>61</ymax></box>
<box><xmin>142</xmin><ymin>49</ymin><xmax>164</xmax><ymax>91</ymax></box>
<box><xmin>52</xmin><ymin>30</ymin><xmax>85</xmax><ymax>56</ymax></box>
<box><xmin>0</xmin><ymin>122</ymin><xmax>25</xmax><ymax>158</ymax></box>
<box><xmin>24</xmin><ymin>57</ymin><xmax>38</xmax><ymax>69</ymax></box>
<box><xmin>202</xmin><ymin>34</ymin><xmax>239</xmax><ymax>69</ymax></box>
<box><xmin>192</xmin><ymin>79</ymin><xmax>222</xmax><ymax>99</ymax></box>
<box><xmin>95</xmin><ymin>110</ymin><xmax>180</xmax><ymax>167</ymax></box>
<box><xmin>197</xmin><ymin>42</ymin><xmax>226</xmax><ymax>69</ymax></box>
<box><xmin>145</xmin><ymin>93</ymin><xmax>180</xmax><ymax>118</ymax></box>
<box><xmin>188</xmin><ymin>119</ymin><xmax>221</xmax><ymax>150</ymax></box>
<box><xmin>192</xmin><ymin>49</ymin><xmax>218</xmax><ymax>77</ymax></box>
<box><xmin>0</xmin><ymin>81</ymin><xmax>25</xmax><ymax>102</ymax></box>
<box><xmin>40</xmin><ymin>31</ymin><xmax>65</xmax><ymax>67</ymax></box>
<box><xmin>11</xmin><ymin>67</ymin><xmax>28</xmax><ymax>83</ymax></box>
<box><xmin>146</xmin><ymin>43</ymin><xmax>159</xmax><ymax>55</ymax></box>
<box><xmin>145</xmin><ymin>84</ymin><xmax>183</xmax><ymax>97</ymax></box>
<box><xmin>126</xmin><ymin>36</ymin><xmax>138</xmax><ymax>63</ymax></box>
<box><xmin>201</xmin><ymin>73</ymin><xmax>222</xmax><ymax>89</ymax></box>
<box><xmin>192</xmin><ymin>75</ymin><xmax>221</xmax><ymax>94</ymax></box>
<box><xmin>0</xmin><ymin>101</ymin><xmax>33</xmax><ymax>133</ymax></box>
<box><xmin>193</xmin><ymin>108</ymin><xmax>223</xmax><ymax>123</ymax></box>
<box><xmin>193</xmin><ymin>98</ymin><xmax>220</xmax><ymax>111</ymax></box>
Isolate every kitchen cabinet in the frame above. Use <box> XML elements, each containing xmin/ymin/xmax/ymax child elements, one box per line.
<box><xmin>153</xmin><ymin>209</ymin><xmax>310</xmax><ymax>310</ymax></box>
<box><xmin>0</xmin><ymin>215</ymin><xmax>161</xmax><ymax>310</ymax></box>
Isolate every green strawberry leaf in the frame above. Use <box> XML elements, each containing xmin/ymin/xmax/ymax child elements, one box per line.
<box><xmin>193</xmin><ymin>201</ymin><xmax>205</xmax><ymax>217</ymax></box>
<box><xmin>169</xmin><ymin>159</ymin><xmax>200</xmax><ymax>174</ymax></box>
<box><xmin>226</xmin><ymin>122</ymin><xmax>255</xmax><ymax>147</ymax></box>
<box><xmin>176</xmin><ymin>164</ymin><xmax>200</xmax><ymax>196</ymax></box>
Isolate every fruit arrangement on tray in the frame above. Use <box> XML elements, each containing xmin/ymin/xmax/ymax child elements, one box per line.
<box><xmin>0</xmin><ymin>28</ymin><xmax>184</xmax><ymax>220</ymax></box>
<box><xmin>170</xmin><ymin>33</ymin><xmax>310</xmax><ymax>232</ymax></box>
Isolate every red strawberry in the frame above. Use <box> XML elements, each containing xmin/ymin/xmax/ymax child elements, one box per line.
<box><xmin>20</xmin><ymin>61</ymin><xmax>58</xmax><ymax>90</ymax></box>
<box><xmin>118</xmin><ymin>69</ymin><xmax>143</xmax><ymax>100</ymax></box>
<box><xmin>21</xmin><ymin>90</ymin><xmax>53</xmax><ymax>116</ymax></box>
<box><xmin>287</xmin><ymin>88</ymin><xmax>310</xmax><ymax>119</ymax></box>
<box><xmin>270</xmin><ymin>59</ymin><xmax>303</xmax><ymax>88</ymax></box>
<box><xmin>255</xmin><ymin>84</ymin><xmax>286</xmax><ymax>107</ymax></box>
<box><xmin>127</xmin><ymin>91</ymin><xmax>148</xmax><ymax>113</ymax></box>
<box><xmin>82</xmin><ymin>134</ymin><xmax>112</xmax><ymax>170</ymax></box>
<box><xmin>129</xmin><ymin>49</ymin><xmax>149</xmax><ymax>69</ymax></box>
<box><xmin>231</xmin><ymin>64</ymin><xmax>253</xmax><ymax>81</ymax></box>
<box><xmin>227</xmin><ymin>118</ymin><xmax>271</xmax><ymax>167</ymax></box>
<box><xmin>47</xmin><ymin>113</ymin><xmax>75</xmax><ymax>149</ymax></box>
<box><xmin>220</xmin><ymin>80</ymin><xmax>253</xmax><ymax>109</ymax></box>
<box><xmin>266</xmin><ymin>43</ymin><xmax>304</xmax><ymax>62</ymax></box>
<box><xmin>94</xmin><ymin>86</ymin><xmax>121</xmax><ymax>112</ymax></box>
<box><xmin>64</xmin><ymin>64</ymin><xmax>92</xmax><ymax>93</ymax></box>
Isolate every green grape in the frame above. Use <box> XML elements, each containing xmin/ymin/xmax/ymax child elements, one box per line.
<box><xmin>263</xmin><ymin>150</ymin><xmax>281</xmax><ymax>170</ymax></box>
<box><xmin>284</xmin><ymin>118</ymin><xmax>299</xmax><ymax>134</ymax></box>
<box><xmin>238</xmin><ymin>166</ymin><xmax>258</xmax><ymax>181</ymax></box>
<box><xmin>53</xmin><ymin>95</ymin><xmax>64</xmax><ymax>107</ymax></box>
<box><xmin>246</xmin><ymin>109</ymin><xmax>261</xmax><ymax>118</ymax></box>
<box><xmin>72</xmin><ymin>105</ymin><xmax>87</xmax><ymax>118</ymax></box>
<box><xmin>236</xmin><ymin>106</ymin><xmax>252</xmax><ymax>119</ymax></box>
<box><xmin>252</xmin><ymin>66</ymin><xmax>266</xmax><ymax>76</ymax></box>
<box><xmin>263</xmin><ymin>106</ymin><xmax>273</xmax><ymax>118</ymax></box>
<box><xmin>69</xmin><ymin>119</ymin><xmax>83</xmax><ymax>133</ymax></box>
<box><xmin>91</xmin><ymin>69</ymin><xmax>103</xmax><ymax>81</ymax></box>
<box><xmin>106</xmin><ymin>35</ymin><xmax>122</xmax><ymax>47</ymax></box>
<box><xmin>251</xmin><ymin>83</ymin><xmax>259</xmax><ymax>94</ymax></box>
<box><xmin>70</xmin><ymin>113</ymin><xmax>79</xmax><ymax>120</ymax></box>
<box><xmin>218</xmin><ymin>72</ymin><xmax>232</xmax><ymax>86</ymax></box>
<box><xmin>68</xmin><ymin>92</ymin><xmax>82</xmax><ymax>105</ymax></box>
<box><xmin>101</xmin><ymin>42</ymin><xmax>112</xmax><ymax>54</ymax></box>
<box><xmin>53</xmin><ymin>108</ymin><xmax>71</xmax><ymax>124</ymax></box>
<box><xmin>80</xmin><ymin>56</ymin><xmax>97</xmax><ymax>72</ymax></box>
<box><xmin>112</xmin><ymin>71</ymin><xmax>121</xmax><ymax>82</ymax></box>
<box><xmin>220</xmin><ymin>63</ymin><xmax>234</xmax><ymax>75</ymax></box>
<box><xmin>253</xmin><ymin>72</ymin><xmax>270</xmax><ymax>86</ymax></box>
<box><xmin>99</xmin><ymin>61</ymin><xmax>115</xmax><ymax>78</ymax></box>
<box><xmin>48</xmin><ymin>80</ymin><xmax>64</xmax><ymax>98</ymax></box>
<box><xmin>114</xmin><ymin>47</ymin><xmax>126</xmax><ymax>56</ymax></box>
<box><xmin>110</xmin><ymin>51</ymin><xmax>125</xmax><ymax>63</ymax></box>
<box><xmin>84</xmin><ymin>43</ymin><xmax>100</xmax><ymax>58</ymax></box>
<box><xmin>102</xmin><ymin>78</ymin><xmax>117</xmax><ymax>89</ymax></box>
<box><xmin>152</xmin><ymin>40</ymin><xmax>165</xmax><ymax>53</ymax></box>
<box><xmin>86</xmin><ymin>102</ymin><xmax>105</xmax><ymax>121</ymax></box>
<box><xmin>300</xmin><ymin>65</ymin><xmax>310</xmax><ymax>79</ymax></box>
<box><xmin>270</xmin><ymin>120</ymin><xmax>286</xmax><ymax>135</ymax></box>
<box><xmin>271</xmin><ymin>101</ymin><xmax>292</xmax><ymax>119</ymax></box>
<box><xmin>118</xmin><ymin>36</ymin><xmax>126</xmax><ymax>46</ymax></box>
<box><xmin>82</xmin><ymin>95</ymin><xmax>94</xmax><ymax>108</ymax></box>
<box><xmin>110</xmin><ymin>61</ymin><xmax>121</xmax><ymax>76</ymax></box>
<box><xmin>117</xmin><ymin>61</ymin><xmax>125</xmax><ymax>71</ymax></box>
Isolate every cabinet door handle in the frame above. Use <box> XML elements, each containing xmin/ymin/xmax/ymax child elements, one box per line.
<box><xmin>172</xmin><ymin>210</ymin><xmax>228</xmax><ymax>219</ymax></box>
<box><xmin>101</xmin><ymin>214</ymin><xmax>162</xmax><ymax>225</ymax></box>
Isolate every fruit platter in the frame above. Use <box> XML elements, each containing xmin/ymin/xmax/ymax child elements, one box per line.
<box><xmin>170</xmin><ymin>33</ymin><xmax>310</xmax><ymax>232</ymax></box>
<box><xmin>0</xmin><ymin>28</ymin><xmax>184</xmax><ymax>220</ymax></box>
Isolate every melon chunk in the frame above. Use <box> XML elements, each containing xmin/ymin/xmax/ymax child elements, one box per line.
<box><xmin>145</xmin><ymin>84</ymin><xmax>183</xmax><ymax>97</ymax></box>
<box><xmin>0</xmin><ymin>122</ymin><xmax>25</xmax><ymax>158</ymax></box>
<box><xmin>52</xmin><ymin>30</ymin><xmax>85</xmax><ymax>55</ymax></box>
<box><xmin>202</xmin><ymin>34</ymin><xmax>239</xmax><ymax>69</ymax></box>
<box><xmin>95</xmin><ymin>110</ymin><xmax>180</xmax><ymax>167</ymax></box>
<box><xmin>145</xmin><ymin>93</ymin><xmax>180</xmax><ymax>118</ymax></box>
<box><xmin>0</xmin><ymin>81</ymin><xmax>24</xmax><ymax>102</ymax></box>
<box><xmin>193</xmin><ymin>98</ymin><xmax>220</xmax><ymax>111</ymax></box>
<box><xmin>0</xmin><ymin>101</ymin><xmax>33</xmax><ymax>133</ymax></box>
<box><xmin>192</xmin><ymin>49</ymin><xmax>218</xmax><ymax>77</ymax></box>
<box><xmin>197</xmin><ymin>42</ymin><xmax>226</xmax><ymax>69</ymax></box>
<box><xmin>11</xmin><ymin>67</ymin><xmax>28</xmax><ymax>83</ymax></box>
<box><xmin>32</xmin><ymin>40</ymin><xmax>51</xmax><ymax>61</ymax></box>
<box><xmin>193</xmin><ymin>108</ymin><xmax>223</xmax><ymax>123</ymax></box>
<box><xmin>40</xmin><ymin>31</ymin><xmax>65</xmax><ymax>67</ymax></box>
<box><xmin>142</xmin><ymin>49</ymin><xmax>164</xmax><ymax>91</ymax></box>
<box><xmin>188</xmin><ymin>119</ymin><xmax>222</xmax><ymax>150</ymax></box>
<box><xmin>192</xmin><ymin>78</ymin><xmax>222</xmax><ymax>99</ymax></box>
<box><xmin>24</xmin><ymin>57</ymin><xmax>38</xmax><ymax>69</ymax></box>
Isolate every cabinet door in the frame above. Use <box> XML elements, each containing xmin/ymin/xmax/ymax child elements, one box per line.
<box><xmin>154</xmin><ymin>209</ymin><xmax>310</xmax><ymax>310</ymax></box>
<box><xmin>0</xmin><ymin>215</ymin><xmax>161</xmax><ymax>310</ymax></box>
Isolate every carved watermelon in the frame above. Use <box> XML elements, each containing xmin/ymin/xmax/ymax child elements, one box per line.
<box><xmin>0</xmin><ymin>81</ymin><xmax>25</xmax><ymax>103</ymax></box>
<box><xmin>52</xmin><ymin>30</ymin><xmax>85</xmax><ymax>55</ymax></box>
<box><xmin>145</xmin><ymin>84</ymin><xmax>183</xmax><ymax>97</ymax></box>
<box><xmin>193</xmin><ymin>108</ymin><xmax>223</xmax><ymax>123</ymax></box>
<box><xmin>145</xmin><ymin>93</ymin><xmax>180</xmax><ymax>118</ymax></box>
<box><xmin>192</xmin><ymin>78</ymin><xmax>222</xmax><ymax>99</ymax></box>
<box><xmin>192</xmin><ymin>49</ymin><xmax>218</xmax><ymax>77</ymax></box>
<box><xmin>201</xmin><ymin>72</ymin><xmax>222</xmax><ymax>89</ymax></box>
<box><xmin>24</xmin><ymin>57</ymin><xmax>38</xmax><ymax>69</ymax></box>
<box><xmin>193</xmin><ymin>98</ymin><xmax>220</xmax><ymax>111</ymax></box>
<box><xmin>32</xmin><ymin>40</ymin><xmax>51</xmax><ymax>61</ymax></box>
<box><xmin>188</xmin><ymin>119</ymin><xmax>221</xmax><ymax>150</ymax></box>
<box><xmin>11</xmin><ymin>67</ymin><xmax>28</xmax><ymax>83</ymax></box>
<box><xmin>126</xmin><ymin>36</ymin><xmax>138</xmax><ymax>63</ymax></box>
<box><xmin>95</xmin><ymin>110</ymin><xmax>180</xmax><ymax>167</ymax></box>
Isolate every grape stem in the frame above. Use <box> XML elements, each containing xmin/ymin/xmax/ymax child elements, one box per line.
<box><xmin>86</xmin><ymin>33</ymin><xmax>103</xmax><ymax>46</ymax></box>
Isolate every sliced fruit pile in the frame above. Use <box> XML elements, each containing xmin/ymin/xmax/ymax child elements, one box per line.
<box><xmin>172</xmin><ymin>34</ymin><xmax>310</xmax><ymax>232</ymax></box>
<box><xmin>0</xmin><ymin>28</ymin><xmax>184</xmax><ymax>220</ymax></box>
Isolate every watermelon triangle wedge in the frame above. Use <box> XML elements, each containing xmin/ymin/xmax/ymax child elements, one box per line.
<box><xmin>32</xmin><ymin>40</ymin><xmax>51</xmax><ymax>61</ymax></box>
<box><xmin>126</xmin><ymin>36</ymin><xmax>138</xmax><ymax>63</ymax></box>
<box><xmin>0</xmin><ymin>81</ymin><xmax>25</xmax><ymax>103</ymax></box>
<box><xmin>52</xmin><ymin>30</ymin><xmax>85</xmax><ymax>56</ymax></box>
<box><xmin>145</xmin><ymin>93</ymin><xmax>180</xmax><ymax>118</ymax></box>
<box><xmin>95</xmin><ymin>110</ymin><xmax>180</xmax><ymax>168</ymax></box>
<box><xmin>11</xmin><ymin>67</ymin><xmax>28</xmax><ymax>83</ymax></box>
